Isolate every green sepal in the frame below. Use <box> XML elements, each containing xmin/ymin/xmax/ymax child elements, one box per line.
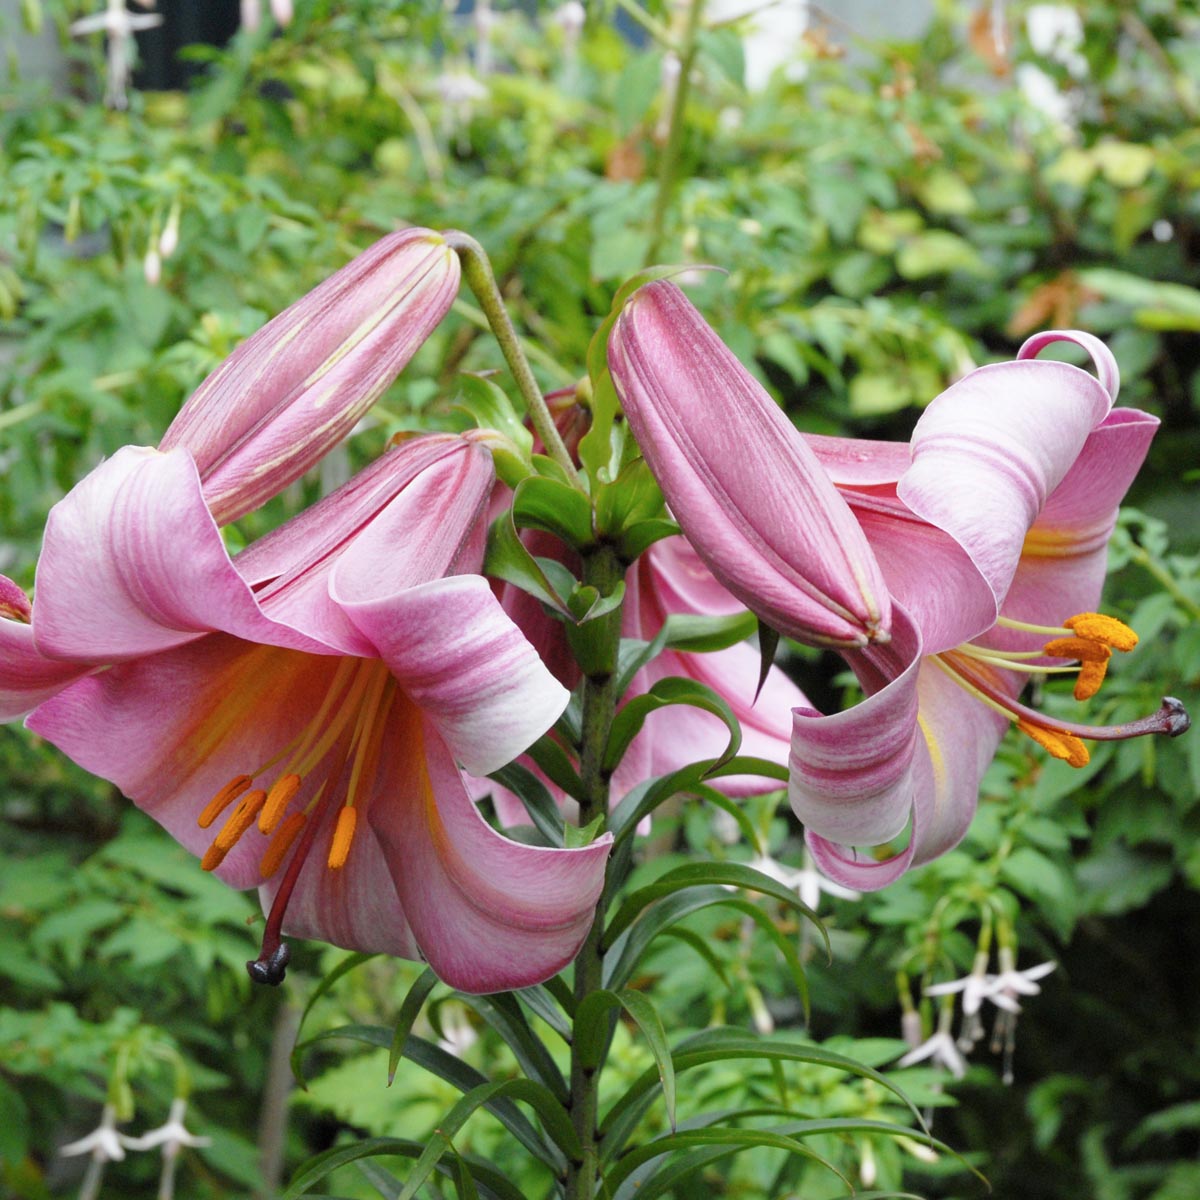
<box><xmin>595</xmin><ymin>457</ymin><xmax>665</xmax><ymax>539</ymax></box>
<box><xmin>575</xmin><ymin>989</ymin><xmax>677</xmax><ymax>1131</ymax></box>
<box><xmin>512</xmin><ymin>474</ymin><xmax>595</xmax><ymax>550</ymax></box>
<box><xmin>615</xmin><ymin>517</ymin><xmax>680</xmax><ymax>561</ymax></box>
<box><xmin>483</xmin><ymin>510</ymin><xmax>573</xmax><ymax>619</ymax></box>
<box><xmin>387</xmin><ymin>967</ymin><xmax>439</xmax><ymax>1085</ymax></box>
<box><xmin>604</xmin><ymin>677</ymin><xmax>742</xmax><ymax>776</ymax></box>
<box><xmin>756</xmin><ymin>617</ymin><xmax>782</xmax><ymax>702</ymax></box>
<box><xmin>564</xmin><ymin>813</ymin><xmax>606</xmax><ymax>848</ymax></box>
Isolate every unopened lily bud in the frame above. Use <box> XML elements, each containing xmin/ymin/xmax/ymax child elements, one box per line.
<box><xmin>160</xmin><ymin>228</ymin><xmax>461</xmax><ymax>525</ymax></box>
<box><xmin>609</xmin><ymin>281</ymin><xmax>891</xmax><ymax>648</ymax></box>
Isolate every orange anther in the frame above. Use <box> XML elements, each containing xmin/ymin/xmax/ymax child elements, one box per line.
<box><xmin>259</xmin><ymin>773</ymin><xmax>302</xmax><ymax>834</ymax></box>
<box><xmin>1042</xmin><ymin>637</ymin><xmax>1112</xmax><ymax>663</ymax></box>
<box><xmin>259</xmin><ymin>811</ymin><xmax>306</xmax><ymax>878</ymax></box>
<box><xmin>1074</xmin><ymin>659</ymin><xmax>1109</xmax><ymax>702</ymax></box>
<box><xmin>197</xmin><ymin>775</ymin><xmax>253</xmax><ymax>829</ymax></box>
<box><xmin>1064</xmin><ymin>613</ymin><xmax>1138</xmax><ymax>653</ymax></box>
<box><xmin>1017</xmin><ymin>720</ymin><xmax>1090</xmax><ymax>768</ymax></box>
<box><xmin>211</xmin><ymin>789</ymin><xmax>266</xmax><ymax>853</ymax></box>
<box><xmin>327</xmin><ymin>806</ymin><xmax>358</xmax><ymax>870</ymax></box>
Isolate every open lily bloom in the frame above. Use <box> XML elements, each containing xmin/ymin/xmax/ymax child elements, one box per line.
<box><xmin>789</xmin><ymin>332</ymin><xmax>1188</xmax><ymax>888</ymax></box>
<box><xmin>609</xmin><ymin>280</ymin><xmax>891</xmax><ymax>649</ymax></box>
<box><xmin>8</xmin><ymin>435</ymin><xmax>609</xmax><ymax>992</ymax></box>
<box><xmin>160</xmin><ymin>227</ymin><xmax>460</xmax><ymax>525</ymax></box>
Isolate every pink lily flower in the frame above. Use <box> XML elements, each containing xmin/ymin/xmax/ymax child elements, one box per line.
<box><xmin>159</xmin><ymin>228</ymin><xmax>460</xmax><ymax>526</ymax></box>
<box><xmin>608</xmin><ymin>280</ymin><xmax>892</xmax><ymax>650</ymax></box>
<box><xmin>5</xmin><ymin>435</ymin><xmax>609</xmax><ymax>992</ymax></box>
<box><xmin>789</xmin><ymin>331</ymin><xmax>1188</xmax><ymax>887</ymax></box>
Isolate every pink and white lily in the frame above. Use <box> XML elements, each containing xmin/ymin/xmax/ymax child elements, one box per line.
<box><xmin>159</xmin><ymin>228</ymin><xmax>460</xmax><ymax>525</ymax></box>
<box><xmin>608</xmin><ymin>281</ymin><xmax>892</xmax><ymax>650</ymax></box>
<box><xmin>4</xmin><ymin>435</ymin><xmax>609</xmax><ymax>992</ymax></box>
<box><xmin>789</xmin><ymin>332</ymin><xmax>1188</xmax><ymax>887</ymax></box>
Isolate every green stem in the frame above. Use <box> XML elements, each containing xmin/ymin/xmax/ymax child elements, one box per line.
<box><xmin>646</xmin><ymin>0</ymin><xmax>705</xmax><ymax>264</ymax></box>
<box><xmin>566</xmin><ymin>545</ymin><xmax>625</xmax><ymax>1200</ymax></box>
<box><xmin>1129</xmin><ymin>545</ymin><xmax>1200</xmax><ymax>622</ymax></box>
<box><xmin>443</xmin><ymin>230</ymin><xmax>584</xmax><ymax>489</ymax></box>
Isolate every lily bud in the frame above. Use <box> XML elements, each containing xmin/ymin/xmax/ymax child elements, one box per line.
<box><xmin>160</xmin><ymin>228</ymin><xmax>460</xmax><ymax>525</ymax></box>
<box><xmin>609</xmin><ymin>281</ymin><xmax>891</xmax><ymax>648</ymax></box>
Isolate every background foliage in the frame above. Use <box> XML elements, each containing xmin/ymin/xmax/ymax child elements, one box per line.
<box><xmin>1</xmin><ymin>0</ymin><xmax>1197</xmax><ymax>1196</ymax></box>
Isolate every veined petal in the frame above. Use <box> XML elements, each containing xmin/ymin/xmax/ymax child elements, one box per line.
<box><xmin>26</xmin><ymin>635</ymin><xmax>336</xmax><ymax>888</ymax></box>
<box><xmin>1017</xmin><ymin>329</ymin><xmax>1120</xmax><ymax>402</ymax></box>
<box><xmin>899</xmin><ymin>355</ymin><xmax>1114</xmax><ymax>619</ymax></box>
<box><xmin>160</xmin><ymin>229</ymin><xmax>460</xmax><ymax>525</ymax></box>
<box><xmin>0</xmin><ymin>615</ymin><xmax>90</xmax><ymax>720</ymax></box>
<box><xmin>987</xmin><ymin>409</ymin><xmax>1159</xmax><ymax>651</ymax></box>
<box><xmin>789</xmin><ymin>609</ymin><xmax>924</xmax><ymax>849</ymax></box>
<box><xmin>803</xmin><ymin>433</ymin><xmax>912</xmax><ymax>488</ymax></box>
<box><xmin>369</xmin><ymin>711</ymin><xmax>610</xmax><ymax>992</ymax></box>
<box><xmin>334</xmin><ymin>574</ymin><xmax>569</xmax><ymax>777</ymax></box>
<box><xmin>610</xmin><ymin>281</ymin><xmax>891</xmax><ymax>648</ymax></box>
<box><xmin>33</xmin><ymin>447</ymin><xmax>334</xmax><ymax>662</ymax></box>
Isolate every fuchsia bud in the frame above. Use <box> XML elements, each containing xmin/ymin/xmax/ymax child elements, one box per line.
<box><xmin>609</xmin><ymin>281</ymin><xmax>891</xmax><ymax>648</ymax></box>
<box><xmin>160</xmin><ymin>228</ymin><xmax>460</xmax><ymax>525</ymax></box>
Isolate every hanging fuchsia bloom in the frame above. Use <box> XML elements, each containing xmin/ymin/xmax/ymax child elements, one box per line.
<box><xmin>160</xmin><ymin>227</ymin><xmax>460</xmax><ymax>525</ymax></box>
<box><xmin>789</xmin><ymin>332</ymin><xmax>1188</xmax><ymax>888</ymax></box>
<box><xmin>608</xmin><ymin>280</ymin><xmax>891</xmax><ymax>650</ymax></box>
<box><xmin>4</xmin><ymin>435</ymin><xmax>609</xmax><ymax>992</ymax></box>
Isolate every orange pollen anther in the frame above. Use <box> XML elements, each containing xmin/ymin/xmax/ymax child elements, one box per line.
<box><xmin>201</xmin><ymin>789</ymin><xmax>267</xmax><ymax>870</ymax></box>
<box><xmin>259</xmin><ymin>773</ymin><xmax>302</xmax><ymax>835</ymax></box>
<box><xmin>259</xmin><ymin>811</ymin><xmax>307</xmax><ymax>878</ymax></box>
<box><xmin>328</xmin><ymin>807</ymin><xmax>358</xmax><ymax>870</ymax></box>
<box><xmin>198</xmin><ymin>775</ymin><xmax>253</xmax><ymax>829</ymax></box>
<box><xmin>1064</xmin><ymin>612</ymin><xmax>1138</xmax><ymax>652</ymax></box>
<box><xmin>1017</xmin><ymin>720</ymin><xmax>1090</xmax><ymax>768</ymax></box>
<box><xmin>1074</xmin><ymin>659</ymin><xmax>1110</xmax><ymax>702</ymax></box>
<box><xmin>1042</xmin><ymin>636</ymin><xmax>1112</xmax><ymax>664</ymax></box>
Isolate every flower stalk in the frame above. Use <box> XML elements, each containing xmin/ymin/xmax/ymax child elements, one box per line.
<box><xmin>566</xmin><ymin>544</ymin><xmax>626</xmax><ymax>1200</ymax></box>
<box><xmin>443</xmin><ymin>231</ymin><xmax>584</xmax><ymax>490</ymax></box>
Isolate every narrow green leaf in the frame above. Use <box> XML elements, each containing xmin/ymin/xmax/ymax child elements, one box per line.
<box><xmin>663</xmin><ymin>609</ymin><xmax>758</xmax><ymax>653</ymax></box>
<box><xmin>387</xmin><ymin>968</ymin><xmax>439</xmax><ymax>1085</ymax></box>
<box><xmin>604</xmin><ymin>862</ymin><xmax>819</xmax><ymax>948</ymax></box>
<box><xmin>615</xmin><ymin>630</ymin><xmax>670</xmax><ymax>699</ymax></box>
<box><xmin>515</xmin><ymin>983</ymin><xmax>573</xmax><ymax>1041</ymax></box>
<box><xmin>395</xmin><ymin>1079</ymin><xmax>581</xmax><ymax>1200</ymax></box>
<box><xmin>524</xmin><ymin>736</ymin><xmax>584</xmax><ymax>803</ymax></box>
<box><xmin>656</xmin><ymin>926</ymin><xmax>730</xmax><ymax>987</ymax></box>
<box><xmin>755</xmin><ymin>618</ymin><xmax>782</xmax><ymax>702</ymax></box>
<box><xmin>487</xmin><ymin>761</ymin><xmax>566</xmax><ymax>844</ymax></box>
<box><xmin>484</xmin><ymin>511</ymin><xmax>572</xmax><ymax>618</ymax></box>
<box><xmin>513</xmin><ymin>475</ymin><xmax>595</xmax><ymax>550</ymax></box>
<box><xmin>604</xmin><ymin>677</ymin><xmax>742</xmax><ymax>775</ymax></box>
<box><xmin>615</xmin><ymin>517</ymin><xmax>680</xmax><ymax>561</ymax></box>
<box><xmin>290</xmin><ymin>952</ymin><xmax>378</xmax><ymax>1089</ymax></box>
<box><xmin>576</xmin><ymin>989</ymin><xmax>677</xmax><ymax>1130</ymax></box>
<box><xmin>457</xmin><ymin>992</ymin><xmax>569</xmax><ymax>1102</ymax></box>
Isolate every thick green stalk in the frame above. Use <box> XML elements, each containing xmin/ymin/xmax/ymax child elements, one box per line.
<box><xmin>645</xmin><ymin>0</ymin><xmax>705</xmax><ymax>264</ymax></box>
<box><xmin>443</xmin><ymin>230</ymin><xmax>584</xmax><ymax>489</ymax></box>
<box><xmin>565</xmin><ymin>544</ymin><xmax>625</xmax><ymax>1200</ymax></box>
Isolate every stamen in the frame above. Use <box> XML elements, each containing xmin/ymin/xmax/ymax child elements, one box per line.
<box><xmin>1017</xmin><ymin>720</ymin><xmax>1090</xmax><ymax>767</ymax></box>
<box><xmin>259</xmin><ymin>773</ymin><xmax>302</xmax><ymax>834</ymax></box>
<box><xmin>197</xmin><ymin>775</ymin><xmax>253</xmax><ymax>829</ymax></box>
<box><xmin>1064</xmin><ymin>612</ymin><xmax>1138</xmax><ymax>652</ymax></box>
<box><xmin>328</xmin><ymin>806</ymin><xmax>357</xmax><ymax>870</ymax></box>
<box><xmin>201</xmin><ymin>789</ymin><xmax>266</xmax><ymax>870</ymax></box>
<box><xmin>259</xmin><ymin>811</ymin><xmax>307</xmax><ymax>877</ymax></box>
<box><xmin>1074</xmin><ymin>658</ymin><xmax>1109</xmax><ymax>702</ymax></box>
<box><xmin>1042</xmin><ymin>637</ymin><xmax>1112</xmax><ymax>664</ymax></box>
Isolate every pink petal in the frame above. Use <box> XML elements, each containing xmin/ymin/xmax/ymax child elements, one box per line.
<box><xmin>369</xmin><ymin>712</ymin><xmax>610</xmax><ymax>992</ymax></box>
<box><xmin>0</xmin><ymin>616</ymin><xmax>90</xmax><ymax>720</ymax></box>
<box><xmin>803</xmin><ymin>433</ymin><xmax>912</xmax><ymax>488</ymax></box>
<box><xmin>899</xmin><ymin>357</ymin><xmax>1113</xmax><ymax>623</ymax></box>
<box><xmin>334</xmin><ymin>574</ymin><xmax>569</xmax><ymax>777</ymax></box>
<box><xmin>610</xmin><ymin>281</ymin><xmax>891</xmax><ymax>648</ymax></box>
<box><xmin>33</xmin><ymin>447</ymin><xmax>334</xmax><ymax>663</ymax></box>
<box><xmin>160</xmin><ymin>230</ymin><xmax>461</xmax><ymax>525</ymax></box>
<box><xmin>27</xmin><ymin>635</ymin><xmax>337</xmax><ymax>888</ymax></box>
<box><xmin>1017</xmin><ymin>329</ymin><xmax>1120</xmax><ymax>402</ymax></box>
